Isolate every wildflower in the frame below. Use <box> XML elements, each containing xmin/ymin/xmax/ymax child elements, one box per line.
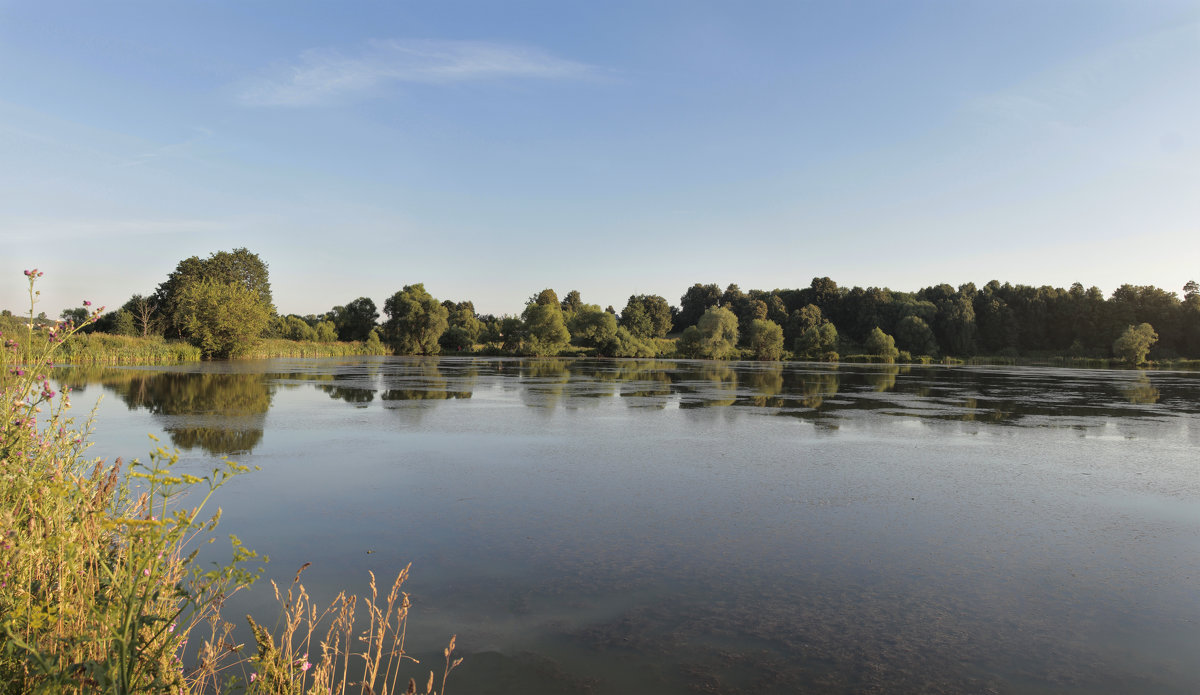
<box><xmin>168</xmin><ymin>623</ymin><xmax>176</xmax><ymax>633</ymax></box>
<box><xmin>83</xmin><ymin>300</ymin><xmax>91</xmax><ymax>306</ymax></box>
<box><xmin>143</xmin><ymin>568</ymin><xmax>150</xmax><ymax>576</ymax></box>
<box><xmin>249</xmin><ymin>673</ymin><xmax>257</xmax><ymax>683</ymax></box>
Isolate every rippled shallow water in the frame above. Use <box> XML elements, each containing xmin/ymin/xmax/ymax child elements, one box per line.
<box><xmin>60</xmin><ymin>358</ymin><xmax>1200</xmax><ymax>694</ymax></box>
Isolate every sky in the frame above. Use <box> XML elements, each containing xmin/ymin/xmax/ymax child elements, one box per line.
<box><xmin>1</xmin><ymin>1</ymin><xmax>1197</xmax><ymax>318</ymax></box>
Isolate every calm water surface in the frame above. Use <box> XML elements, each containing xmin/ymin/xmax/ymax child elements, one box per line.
<box><xmin>59</xmin><ymin>358</ymin><xmax>1200</xmax><ymax>694</ymax></box>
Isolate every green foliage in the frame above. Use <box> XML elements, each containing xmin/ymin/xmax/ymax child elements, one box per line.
<box><xmin>677</xmin><ymin>283</ymin><xmax>722</xmax><ymax>329</ymax></box>
<box><xmin>175</xmin><ymin>278</ymin><xmax>273</xmax><ymax>358</ymax></box>
<box><xmin>1112</xmin><ymin>323</ymin><xmax>1158</xmax><ymax>365</ymax></box>
<box><xmin>329</xmin><ymin>297</ymin><xmax>379</xmax><ymax>342</ymax></box>
<box><xmin>746</xmin><ymin>319</ymin><xmax>784</xmax><ymax>361</ymax></box>
<box><xmin>568</xmin><ymin>305</ymin><xmax>618</xmax><ymax>348</ymax></box>
<box><xmin>894</xmin><ymin>315</ymin><xmax>938</xmax><ymax>358</ymax></box>
<box><xmin>441</xmin><ymin>300</ymin><xmax>482</xmax><ymax>351</ymax></box>
<box><xmin>560</xmin><ymin>290</ymin><xmax>584</xmax><ymax>316</ymax></box>
<box><xmin>112</xmin><ymin>309</ymin><xmax>137</xmax><ymax>337</ymax></box>
<box><xmin>273</xmin><ymin>315</ymin><xmax>317</xmax><ymax>342</ymax></box>
<box><xmin>784</xmin><ymin>304</ymin><xmax>825</xmax><ymax>344</ymax></box>
<box><xmin>620</xmin><ymin>295</ymin><xmax>673</xmax><ymax>339</ymax></box>
<box><xmin>155</xmin><ymin>249</ymin><xmax>273</xmax><ymax>340</ymax></box>
<box><xmin>794</xmin><ymin>321</ymin><xmax>838</xmax><ymax>361</ymax></box>
<box><xmin>599</xmin><ymin>326</ymin><xmax>657</xmax><ymax>358</ymax></box>
<box><xmin>864</xmin><ymin>326</ymin><xmax>900</xmax><ymax>363</ymax></box>
<box><xmin>520</xmin><ymin>291</ymin><xmax>571</xmax><ymax>356</ymax></box>
<box><xmin>383</xmin><ymin>284</ymin><xmax>449</xmax><ymax>355</ymax></box>
<box><xmin>314</xmin><ymin>320</ymin><xmax>338</xmax><ymax>343</ymax></box>
<box><xmin>677</xmin><ymin>305</ymin><xmax>739</xmax><ymax>360</ymax></box>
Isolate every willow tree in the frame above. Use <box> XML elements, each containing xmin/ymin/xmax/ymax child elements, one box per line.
<box><xmin>1112</xmin><ymin>323</ymin><xmax>1157</xmax><ymax>366</ymax></box>
<box><xmin>175</xmin><ymin>278</ymin><xmax>272</xmax><ymax>358</ymax></box>
<box><xmin>678</xmin><ymin>305</ymin><xmax>739</xmax><ymax>360</ymax></box>
<box><xmin>383</xmin><ymin>283</ymin><xmax>449</xmax><ymax>355</ymax></box>
<box><xmin>521</xmin><ymin>289</ymin><xmax>571</xmax><ymax>356</ymax></box>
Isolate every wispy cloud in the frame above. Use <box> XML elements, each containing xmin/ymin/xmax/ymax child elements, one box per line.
<box><xmin>239</xmin><ymin>39</ymin><xmax>593</xmax><ymax>107</ymax></box>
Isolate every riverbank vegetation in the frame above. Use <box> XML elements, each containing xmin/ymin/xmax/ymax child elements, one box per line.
<box><xmin>0</xmin><ymin>270</ymin><xmax>461</xmax><ymax>693</ymax></box>
<box><xmin>11</xmin><ymin>250</ymin><xmax>1200</xmax><ymax>368</ymax></box>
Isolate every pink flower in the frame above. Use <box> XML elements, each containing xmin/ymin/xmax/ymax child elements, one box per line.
<box><xmin>302</xmin><ymin>661</ymin><xmax>311</xmax><ymax>672</ymax></box>
<box><xmin>249</xmin><ymin>672</ymin><xmax>257</xmax><ymax>683</ymax></box>
<box><xmin>83</xmin><ymin>300</ymin><xmax>91</xmax><ymax>306</ymax></box>
<box><xmin>143</xmin><ymin>568</ymin><xmax>150</xmax><ymax>576</ymax></box>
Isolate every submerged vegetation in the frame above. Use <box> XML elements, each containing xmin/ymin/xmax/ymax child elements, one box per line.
<box><xmin>12</xmin><ymin>250</ymin><xmax>1200</xmax><ymax>367</ymax></box>
<box><xmin>0</xmin><ymin>270</ymin><xmax>461</xmax><ymax>693</ymax></box>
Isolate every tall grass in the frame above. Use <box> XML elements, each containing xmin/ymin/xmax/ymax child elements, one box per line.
<box><xmin>1</xmin><ymin>270</ymin><xmax>460</xmax><ymax>694</ymax></box>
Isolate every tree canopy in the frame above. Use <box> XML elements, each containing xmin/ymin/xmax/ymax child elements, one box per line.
<box><xmin>383</xmin><ymin>284</ymin><xmax>449</xmax><ymax>355</ymax></box>
<box><xmin>1112</xmin><ymin>323</ymin><xmax>1158</xmax><ymax>366</ymax></box>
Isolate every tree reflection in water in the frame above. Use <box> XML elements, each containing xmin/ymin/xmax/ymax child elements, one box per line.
<box><xmin>105</xmin><ymin>371</ymin><xmax>272</xmax><ymax>455</ymax></box>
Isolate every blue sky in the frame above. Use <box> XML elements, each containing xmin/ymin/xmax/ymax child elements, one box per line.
<box><xmin>2</xmin><ymin>1</ymin><xmax>1197</xmax><ymax>318</ymax></box>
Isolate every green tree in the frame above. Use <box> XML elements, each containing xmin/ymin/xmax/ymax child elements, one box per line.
<box><xmin>677</xmin><ymin>283</ymin><xmax>722</xmax><ymax>328</ymax></box>
<box><xmin>175</xmin><ymin>278</ymin><xmax>272</xmax><ymax>358</ymax></box>
<box><xmin>601</xmin><ymin>326</ymin><xmax>657</xmax><ymax>357</ymax></box>
<box><xmin>1112</xmin><ymin>323</ymin><xmax>1158</xmax><ymax>365</ymax></box>
<box><xmin>314</xmin><ymin>320</ymin><xmax>338</xmax><ymax>342</ymax></box>
<box><xmin>746</xmin><ymin>319</ymin><xmax>784</xmax><ymax>361</ymax></box>
<box><xmin>794</xmin><ymin>322</ymin><xmax>838</xmax><ymax>361</ymax></box>
<box><xmin>383</xmin><ymin>283</ymin><xmax>449</xmax><ymax>355</ymax></box>
<box><xmin>330</xmin><ymin>297</ymin><xmax>379</xmax><ymax>341</ymax></box>
<box><xmin>111</xmin><ymin>309</ymin><xmax>137</xmax><ymax>336</ymax></box>
<box><xmin>864</xmin><ymin>326</ymin><xmax>900</xmax><ymax>363</ymax></box>
<box><xmin>560</xmin><ymin>290</ymin><xmax>584</xmax><ymax>317</ymax></box>
<box><xmin>893</xmin><ymin>315</ymin><xmax>938</xmax><ymax>357</ymax></box>
<box><xmin>677</xmin><ymin>305</ymin><xmax>739</xmax><ymax>360</ymax></box>
<box><xmin>441</xmin><ymin>300</ymin><xmax>482</xmax><ymax>350</ymax></box>
<box><xmin>620</xmin><ymin>294</ymin><xmax>673</xmax><ymax>339</ymax></box>
<box><xmin>569</xmin><ymin>305</ymin><xmax>618</xmax><ymax>348</ymax></box>
<box><xmin>59</xmin><ymin>307</ymin><xmax>90</xmax><ymax>328</ymax></box>
<box><xmin>784</xmin><ymin>304</ymin><xmax>825</xmax><ymax>343</ymax></box>
<box><xmin>521</xmin><ymin>289</ymin><xmax>571</xmax><ymax>356</ymax></box>
<box><xmin>155</xmin><ymin>248</ymin><xmax>273</xmax><ymax>338</ymax></box>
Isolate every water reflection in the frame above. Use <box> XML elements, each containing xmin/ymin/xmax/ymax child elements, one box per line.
<box><xmin>1120</xmin><ymin>374</ymin><xmax>1161</xmax><ymax>405</ymax></box>
<box><xmin>55</xmin><ymin>359</ymin><xmax>1200</xmax><ymax>454</ymax></box>
<box><xmin>677</xmin><ymin>363</ymin><xmax>738</xmax><ymax>408</ymax></box>
<box><xmin>96</xmin><ymin>370</ymin><xmax>272</xmax><ymax>455</ymax></box>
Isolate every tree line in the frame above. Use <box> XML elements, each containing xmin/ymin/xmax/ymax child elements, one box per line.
<box><xmin>43</xmin><ymin>249</ymin><xmax>1200</xmax><ymax>365</ymax></box>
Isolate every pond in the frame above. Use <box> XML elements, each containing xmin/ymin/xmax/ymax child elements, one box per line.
<box><xmin>59</xmin><ymin>357</ymin><xmax>1200</xmax><ymax>694</ymax></box>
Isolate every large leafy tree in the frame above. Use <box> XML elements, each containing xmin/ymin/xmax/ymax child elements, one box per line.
<box><xmin>677</xmin><ymin>305</ymin><xmax>739</xmax><ymax>360</ymax></box>
<box><xmin>677</xmin><ymin>283</ymin><xmax>722</xmax><ymax>329</ymax></box>
<box><xmin>383</xmin><ymin>284</ymin><xmax>449</xmax><ymax>355</ymax></box>
<box><xmin>330</xmin><ymin>297</ymin><xmax>379</xmax><ymax>341</ymax></box>
<box><xmin>620</xmin><ymin>294</ymin><xmax>673</xmax><ymax>339</ymax></box>
<box><xmin>864</xmin><ymin>326</ymin><xmax>900</xmax><ymax>363</ymax></box>
<box><xmin>569</xmin><ymin>305</ymin><xmax>618</xmax><ymax>348</ymax></box>
<box><xmin>175</xmin><ymin>278</ymin><xmax>273</xmax><ymax>358</ymax></box>
<box><xmin>155</xmin><ymin>248</ymin><xmax>274</xmax><ymax>339</ymax></box>
<box><xmin>746</xmin><ymin>319</ymin><xmax>784</xmax><ymax>361</ymax></box>
<box><xmin>521</xmin><ymin>289</ymin><xmax>571</xmax><ymax>356</ymax></box>
<box><xmin>894</xmin><ymin>315</ymin><xmax>939</xmax><ymax>357</ymax></box>
<box><xmin>794</xmin><ymin>321</ymin><xmax>838</xmax><ymax>361</ymax></box>
<box><xmin>1112</xmin><ymin>323</ymin><xmax>1157</xmax><ymax>365</ymax></box>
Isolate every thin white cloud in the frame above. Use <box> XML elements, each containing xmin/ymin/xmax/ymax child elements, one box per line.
<box><xmin>240</xmin><ymin>39</ymin><xmax>593</xmax><ymax>107</ymax></box>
